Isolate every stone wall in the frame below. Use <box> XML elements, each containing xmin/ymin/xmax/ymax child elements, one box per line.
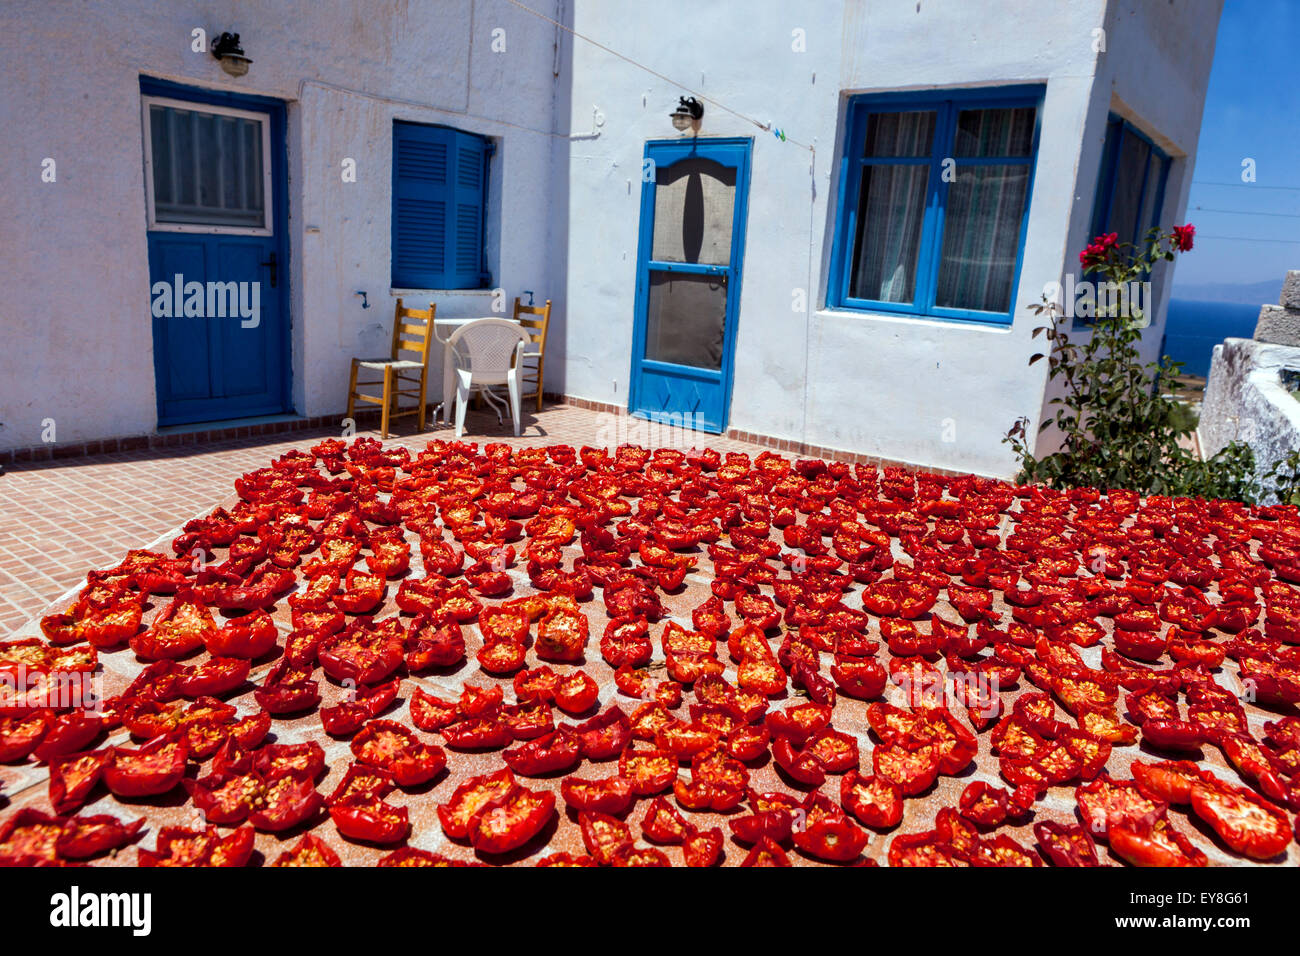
<box><xmin>1199</xmin><ymin>271</ymin><xmax>1300</xmax><ymax>497</ymax></box>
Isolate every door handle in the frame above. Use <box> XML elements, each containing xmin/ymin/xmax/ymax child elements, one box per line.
<box><xmin>260</xmin><ymin>251</ymin><xmax>277</xmax><ymax>288</ymax></box>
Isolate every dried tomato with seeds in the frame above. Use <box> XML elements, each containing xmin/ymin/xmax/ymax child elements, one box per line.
<box><xmin>741</xmin><ymin>836</ymin><xmax>792</xmax><ymax>867</ymax></box>
<box><xmin>1108</xmin><ymin>812</ymin><xmax>1207</xmax><ymax>867</ymax></box>
<box><xmin>555</xmin><ymin>670</ymin><xmax>600</xmax><ymax>714</ymax></box>
<box><xmin>792</xmin><ymin>808</ymin><xmax>869</xmax><ymax>862</ymax></box>
<box><xmin>640</xmin><ymin>795</ymin><xmax>691</xmax><ymax>844</ymax></box>
<box><xmin>404</xmin><ymin>618</ymin><xmax>465</xmax><ymax>671</ymax></box>
<box><xmin>103</xmin><ymin>736</ymin><xmax>188</xmax><ymax>797</ymax></box>
<box><xmin>330</xmin><ymin>794</ymin><xmax>410</xmax><ymax>845</ymax></box>
<box><xmin>1033</xmin><ymin>820</ymin><xmax>1101</xmax><ymax>867</ymax></box>
<box><xmin>536</xmin><ymin>607</ymin><xmax>589</xmax><ymax>662</ymax></box>
<box><xmin>319</xmin><ymin>676</ymin><xmax>400</xmax><ymax>737</ymax></box>
<box><xmin>47</xmin><ymin>749</ymin><xmax>109</xmax><ymax>814</ymax></box>
<box><xmin>55</xmin><ymin>814</ymin><xmax>145</xmax><ymax>860</ymax></box>
<box><xmin>130</xmin><ymin>591</ymin><xmax>215</xmax><ymax>660</ymax></box>
<box><xmin>0</xmin><ymin>709</ymin><xmax>48</xmax><ymax>762</ymax></box>
<box><xmin>351</xmin><ymin>720</ymin><xmax>447</xmax><ymax>787</ymax></box>
<box><xmin>471</xmin><ymin>785</ymin><xmax>555</xmax><ymax>854</ymax></box>
<box><xmin>205</xmin><ymin>610</ymin><xmax>279</xmax><ymax>659</ymax></box>
<box><xmin>1190</xmin><ymin>777</ymin><xmax>1292</xmax><ymax>860</ymax></box>
<box><xmin>319</xmin><ymin>617</ymin><xmax>406</xmax><ymax>685</ymax></box>
<box><xmin>333</xmin><ymin>569</ymin><xmax>387</xmax><ymax>614</ymax></box>
<box><xmin>1131</xmin><ymin>759</ymin><xmax>1208</xmax><ymax>805</ymax></box>
<box><xmin>254</xmin><ymin>658</ymin><xmax>321</xmax><ymax>715</ymax></box>
<box><xmin>683</xmin><ymin>825</ymin><xmax>724</xmax><ymax>867</ymax></box>
<box><xmin>730</xmin><ymin>808</ymin><xmax>794</xmax><ymax>845</ymax></box>
<box><xmin>561</xmin><ymin>774</ymin><xmax>636</xmax><ymax>815</ymax></box>
<box><xmin>840</xmin><ymin>770</ymin><xmax>903</xmax><ymax>829</ymax></box>
<box><xmin>249</xmin><ymin>772</ymin><xmax>323</xmax><ymax>832</ymax></box>
<box><xmin>503</xmin><ymin>729</ymin><xmax>582</xmax><ymax>776</ymax></box>
<box><xmin>175</xmin><ymin>656</ymin><xmax>251</xmax><ymax>698</ymax></box>
<box><xmin>618</xmin><ymin>747</ymin><xmax>678</xmax><ymax>795</ymax></box>
<box><xmin>0</xmin><ymin>808</ymin><xmax>63</xmax><ymax>866</ymax></box>
<box><xmin>958</xmin><ymin>781</ymin><xmax>1011</xmax><ymax>829</ymax></box>
<box><xmin>570</xmin><ymin>704</ymin><xmax>632</xmax><ymax>760</ymax></box>
<box><xmin>438</xmin><ymin>767</ymin><xmax>518</xmax><ymax>840</ymax></box>
<box><xmin>254</xmin><ymin>740</ymin><xmax>326</xmax><ymax>781</ymax></box>
<box><xmin>579</xmin><ymin>810</ymin><xmax>634</xmax><ymax>865</ymax></box>
<box><xmin>272</xmin><ymin>833</ymin><xmax>342</xmax><ymax>867</ymax></box>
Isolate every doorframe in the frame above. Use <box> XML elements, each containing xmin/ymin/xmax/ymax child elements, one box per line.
<box><xmin>139</xmin><ymin>75</ymin><xmax>292</xmax><ymax>423</ymax></box>
<box><xmin>628</xmin><ymin>137</ymin><xmax>753</xmax><ymax>434</ymax></box>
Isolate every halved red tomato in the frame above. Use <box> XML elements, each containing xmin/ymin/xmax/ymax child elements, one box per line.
<box><xmin>561</xmin><ymin>774</ymin><xmax>635</xmax><ymax>815</ymax></box>
<box><xmin>103</xmin><ymin>736</ymin><xmax>188</xmax><ymax>797</ymax></box>
<box><xmin>330</xmin><ymin>794</ymin><xmax>410</xmax><ymax>844</ymax></box>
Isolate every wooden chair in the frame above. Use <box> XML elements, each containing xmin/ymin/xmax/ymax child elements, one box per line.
<box><xmin>513</xmin><ymin>297</ymin><xmax>552</xmax><ymax>412</ymax></box>
<box><xmin>346</xmin><ymin>299</ymin><xmax>436</xmax><ymax>439</ymax></box>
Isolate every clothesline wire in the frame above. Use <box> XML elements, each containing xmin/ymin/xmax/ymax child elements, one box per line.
<box><xmin>503</xmin><ymin>0</ymin><xmax>815</xmax><ymax>152</ymax></box>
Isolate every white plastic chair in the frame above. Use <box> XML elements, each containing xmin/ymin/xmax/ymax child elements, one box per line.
<box><xmin>446</xmin><ymin>318</ymin><xmax>531</xmax><ymax>438</ymax></box>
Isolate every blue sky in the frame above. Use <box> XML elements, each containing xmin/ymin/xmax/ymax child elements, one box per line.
<box><xmin>1171</xmin><ymin>0</ymin><xmax>1300</xmax><ymax>291</ymax></box>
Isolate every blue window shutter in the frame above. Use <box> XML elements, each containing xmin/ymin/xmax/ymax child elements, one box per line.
<box><xmin>448</xmin><ymin>130</ymin><xmax>488</xmax><ymax>289</ymax></box>
<box><xmin>392</xmin><ymin>122</ymin><xmax>452</xmax><ymax>288</ymax></box>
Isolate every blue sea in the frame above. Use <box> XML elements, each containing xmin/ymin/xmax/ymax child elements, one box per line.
<box><xmin>1163</xmin><ymin>299</ymin><xmax>1261</xmax><ymax>377</ymax></box>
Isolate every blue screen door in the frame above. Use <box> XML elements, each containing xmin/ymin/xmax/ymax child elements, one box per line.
<box><xmin>629</xmin><ymin>138</ymin><xmax>751</xmax><ymax>434</ymax></box>
<box><xmin>142</xmin><ymin>80</ymin><xmax>290</xmax><ymax>426</ymax></box>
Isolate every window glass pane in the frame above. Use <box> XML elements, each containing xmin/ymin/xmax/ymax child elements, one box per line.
<box><xmin>935</xmin><ymin>164</ymin><xmax>1030</xmax><ymax>313</ymax></box>
<box><xmin>1108</xmin><ymin>130</ymin><xmax>1150</xmax><ymax>245</ymax></box>
<box><xmin>848</xmin><ymin>164</ymin><xmax>928</xmax><ymax>303</ymax></box>
<box><xmin>1136</xmin><ymin>152</ymin><xmax>1166</xmax><ymax>245</ymax></box>
<box><xmin>954</xmin><ymin>107</ymin><xmax>1035</xmax><ymax>157</ymax></box>
<box><xmin>652</xmin><ymin>158</ymin><xmax>736</xmax><ymax>265</ymax></box>
<box><xmin>644</xmin><ymin>272</ymin><xmax>726</xmax><ymax>370</ymax></box>
<box><xmin>652</xmin><ymin>159</ymin><xmax>735</xmax><ymax>265</ymax></box>
<box><xmin>863</xmin><ymin>111</ymin><xmax>935</xmax><ymax>157</ymax></box>
<box><xmin>149</xmin><ymin>104</ymin><xmax>265</xmax><ymax>228</ymax></box>
<box><xmin>149</xmin><ymin>107</ymin><xmax>173</xmax><ymax>207</ymax></box>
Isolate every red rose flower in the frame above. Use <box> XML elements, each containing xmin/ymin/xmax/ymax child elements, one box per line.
<box><xmin>1079</xmin><ymin>232</ymin><xmax>1119</xmax><ymax>270</ymax></box>
<box><xmin>1171</xmin><ymin>223</ymin><xmax>1195</xmax><ymax>252</ymax></box>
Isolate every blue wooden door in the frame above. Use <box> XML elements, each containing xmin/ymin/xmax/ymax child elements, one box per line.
<box><xmin>143</xmin><ymin>80</ymin><xmax>290</xmax><ymax>426</ymax></box>
<box><xmin>629</xmin><ymin>139</ymin><xmax>752</xmax><ymax>433</ymax></box>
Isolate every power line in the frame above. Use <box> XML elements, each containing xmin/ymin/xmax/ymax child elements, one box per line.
<box><xmin>1197</xmin><ymin>234</ymin><xmax>1300</xmax><ymax>244</ymax></box>
<box><xmin>503</xmin><ymin>0</ymin><xmax>813</xmax><ymax>151</ymax></box>
<box><xmin>1192</xmin><ymin>180</ymin><xmax>1300</xmax><ymax>191</ymax></box>
<box><xmin>1193</xmin><ymin>205</ymin><xmax>1300</xmax><ymax>218</ymax></box>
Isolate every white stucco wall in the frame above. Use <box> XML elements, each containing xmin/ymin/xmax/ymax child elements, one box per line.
<box><xmin>0</xmin><ymin>0</ymin><xmax>565</xmax><ymax>451</ymax></box>
<box><xmin>561</xmin><ymin>0</ymin><xmax>1219</xmax><ymax>477</ymax></box>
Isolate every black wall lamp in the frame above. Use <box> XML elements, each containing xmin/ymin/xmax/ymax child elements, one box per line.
<box><xmin>212</xmin><ymin>32</ymin><xmax>252</xmax><ymax>77</ymax></box>
<box><xmin>670</xmin><ymin>96</ymin><xmax>704</xmax><ymax>133</ymax></box>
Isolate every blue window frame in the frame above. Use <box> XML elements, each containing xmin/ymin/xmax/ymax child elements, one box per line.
<box><xmin>391</xmin><ymin>121</ymin><xmax>492</xmax><ymax>289</ymax></box>
<box><xmin>1089</xmin><ymin>115</ymin><xmax>1171</xmax><ymax>254</ymax></box>
<box><xmin>828</xmin><ymin>86</ymin><xmax>1043</xmax><ymax>325</ymax></box>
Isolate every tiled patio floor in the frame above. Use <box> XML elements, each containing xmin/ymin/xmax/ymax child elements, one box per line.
<box><xmin>0</xmin><ymin>403</ymin><xmax>771</xmax><ymax>636</ymax></box>
<box><xmin>2</xmin><ymin>403</ymin><xmax>1295</xmax><ymax>867</ymax></box>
